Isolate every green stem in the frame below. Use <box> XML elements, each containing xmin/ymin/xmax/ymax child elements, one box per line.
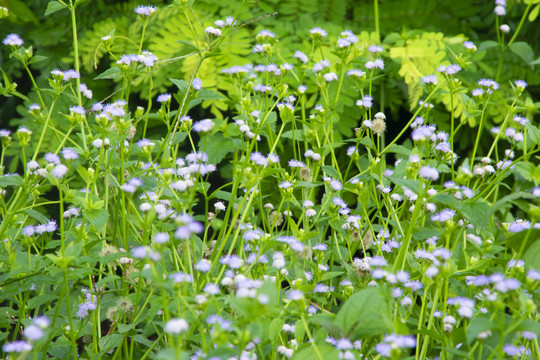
<box><xmin>381</xmin><ymin>82</ymin><xmax>443</xmax><ymax>155</ymax></box>
<box><xmin>23</xmin><ymin>65</ymin><xmax>46</xmax><ymax>109</ymax></box>
<box><xmin>507</xmin><ymin>2</ymin><xmax>534</xmax><ymax>48</ymax></box>
<box><xmin>469</xmin><ymin>101</ymin><xmax>489</xmax><ymax>172</ymax></box>
<box><xmin>373</xmin><ymin>0</ymin><xmax>380</xmax><ymax>43</ymax></box>
<box><xmin>31</xmin><ymin>98</ymin><xmax>57</xmax><ymax>161</ymax></box>
<box><xmin>69</xmin><ymin>1</ymin><xmax>82</xmax><ymax>107</ymax></box>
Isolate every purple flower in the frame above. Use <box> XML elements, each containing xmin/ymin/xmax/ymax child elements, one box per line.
<box><xmin>135</xmin><ymin>5</ymin><xmax>157</xmax><ymax>16</ymax></box>
<box><xmin>3</xmin><ymin>34</ymin><xmax>24</xmax><ymax>46</ymax></box>
<box><xmin>51</xmin><ymin>164</ymin><xmax>68</xmax><ymax>178</ymax></box>
<box><xmin>431</xmin><ymin>209</ymin><xmax>455</xmax><ymax>222</ymax></box>
<box><xmin>3</xmin><ymin>341</ymin><xmax>32</xmax><ymax>353</ymax></box>
<box><xmin>24</xmin><ymin>324</ymin><xmax>44</xmax><ymax>341</ymax></box>
<box><xmin>514</xmin><ymin>80</ymin><xmax>527</xmax><ymax>89</ymax></box>
<box><xmin>192</xmin><ymin>119</ymin><xmax>214</xmax><ymax>133</ymax></box>
<box><xmin>419</xmin><ymin>166</ymin><xmax>439</xmax><ymax>180</ymax></box>
<box><xmin>157</xmin><ymin>93</ymin><xmax>171</xmax><ymax>103</ymax></box>
<box><xmin>192</xmin><ymin>78</ymin><xmax>202</xmax><ymax>90</ymax></box>
<box><xmin>287</xmin><ymin>290</ymin><xmax>304</xmax><ymax>300</ymax></box>
<box><xmin>463</xmin><ymin>41</ymin><xmax>476</xmax><ymax>50</ymax></box>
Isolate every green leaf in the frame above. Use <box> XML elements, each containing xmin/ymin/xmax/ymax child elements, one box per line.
<box><xmin>478</xmin><ymin>40</ymin><xmax>498</xmax><ymax>52</ymax></box>
<box><xmin>28</xmin><ymin>293</ymin><xmax>57</xmax><ymax>309</ymax></box>
<box><xmin>197</xmin><ymin>89</ymin><xmax>223</xmax><ymax>101</ymax></box>
<box><xmin>65</xmin><ymin>242</ymin><xmax>83</xmax><ymax>259</ymax></box>
<box><xmin>24</xmin><ymin>209</ymin><xmax>50</xmax><ymax>224</ymax></box>
<box><xmin>211</xmin><ymin>190</ymin><xmax>232</xmax><ymax>201</ymax></box>
<box><xmin>292</xmin><ymin>343</ymin><xmax>339</xmax><ymax>360</ymax></box>
<box><xmin>529</xmin><ymin>4</ymin><xmax>540</xmax><ymax>22</ymax></box>
<box><xmin>308</xmin><ymin>313</ymin><xmax>342</xmax><ymax>337</ymax></box>
<box><xmin>83</xmin><ymin>208</ymin><xmax>109</xmax><ymax>228</ymax></box>
<box><xmin>467</xmin><ymin>316</ymin><xmax>495</xmax><ymax>344</ymax></box>
<box><xmin>8</xmin><ymin>0</ymin><xmax>38</xmax><ymax>23</ymax></box>
<box><xmin>509</xmin><ymin>42</ymin><xmax>534</xmax><ymax>64</ymax></box>
<box><xmin>0</xmin><ymin>175</ymin><xmax>24</xmax><ymax>187</ymax></box>
<box><xmin>321</xmin><ymin>165</ymin><xmax>341</xmax><ymax>180</ymax></box>
<box><xmin>133</xmin><ymin>334</ymin><xmax>154</xmax><ymax>347</ymax></box>
<box><xmin>297</xmin><ymin>181</ymin><xmax>322</xmax><ymax>188</ymax></box>
<box><xmin>389</xmin><ymin>176</ymin><xmax>420</xmax><ymax>194</ymax></box>
<box><xmin>200</xmin><ymin>133</ymin><xmax>241</xmax><ymax>164</ymax></box>
<box><xmin>172</xmin><ymin>132</ymin><xmax>187</xmax><ymax>145</ymax></box>
<box><xmin>282</xmin><ymin>129</ymin><xmax>306</xmax><ymax>141</ymax></box>
<box><xmin>176</xmin><ymin>40</ymin><xmax>199</xmax><ymax>53</ymax></box>
<box><xmin>269</xmin><ymin>318</ymin><xmax>284</xmax><ymax>345</ymax></box>
<box><xmin>45</xmin><ymin>1</ymin><xmax>67</xmax><ymax>15</ymax></box>
<box><xmin>321</xmin><ymin>271</ymin><xmax>344</xmax><ymax>281</ymax></box>
<box><xmin>28</xmin><ymin>55</ymin><xmax>48</xmax><ymax>64</ymax></box>
<box><xmin>460</xmin><ymin>200</ymin><xmax>491</xmax><ymax>230</ymax></box>
<box><xmin>334</xmin><ymin>287</ymin><xmax>392</xmax><ymax>337</ymax></box>
<box><xmin>386</xmin><ymin>144</ymin><xmax>410</xmax><ymax>156</ymax></box>
<box><xmin>170</xmin><ymin>78</ymin><xmax>188</xmax><ymax>92</ymax></box>
<box><xmin>514</xmin><ymin>161</ymin><xmax>535</xmax><ymax>182</ymax></box>
<box><xmin>524</xmin><ymin>239</ymin><xmax>540</xmax><ymax>270</ymax></box>
<box><xmin>94</xmin><ymin>67</ymin><xmax>122</xmax><ymax>80</ymax></box>
<box><xmin>99</xmin><ymin>334</ymin><xmax>124</xmax><ymax>353</ymax></box>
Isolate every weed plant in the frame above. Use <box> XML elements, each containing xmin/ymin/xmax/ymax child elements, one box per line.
<box><xmin>0</xmin><ymin>1</ymin><xmax>539</xmax><ymax>359</ymax></box>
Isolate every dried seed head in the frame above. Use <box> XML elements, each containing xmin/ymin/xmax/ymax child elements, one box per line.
<box><xmin>362</xmin><ymin>230</ymin><xmax>374</xmax><ymax>248</ymax></box>
<box><xmin>298</xmin><ymin>246</ymin><xmax>313</xmax><ymax>260</ymax></box>
<box><xmin>269</xmin><ymin>211</ymin><xmax>284</xmax><ymax>227</ymax></box>
<box><xmin>372</xmin><ymin>117</ymin><xmax>386</xmax><ymax>136</ymax></box>
<box><xmin>117</xmin><ymin>297</ymin><xmax>133</xmax><ymax>312</ymax></box>
<box><xmin>100</xmin><ymin>245</ymin><xmax>118</xmax><ymax>258</ymax></box>
<box><xmin>106</xmin><ymin>306</ymin><xmax>118</xmax><ymax>322</ymax></box>
<box><xmin>300</xmin><ymin>166</ymin><xmax>313</xmax><ymax>181</ymax></box>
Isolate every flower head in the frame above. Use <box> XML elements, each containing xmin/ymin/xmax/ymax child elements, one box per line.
<box><xmin>3</xmin><ymin>34</ymin><xmax>23</xmax><ymax>46</ymax></box>
<box><xmin>135</xmin><ymin>5</ymin><xmax>156</xmax><ymax>16</ymax></box>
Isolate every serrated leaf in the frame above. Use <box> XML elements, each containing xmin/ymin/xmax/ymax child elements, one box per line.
<box><xmin>28</xmin><ymin>293</ymin><xmax>57</xmax><ymax>309</ymax></box>
<box><xmin>478</xmin><ymin>40</ymin><xmax>498</xmax><ymax>52</ymax></box>
<box><xmin>387</xmin><ymin>144</ymin><xmax>411</xmax><ymax>156</ymax></box>
<box><xmin>292</xmin><ymin>343</ymin><xmax>339</xmax><ymax>360</ymax></box>
<box><xmin>297</xmin><ymin>181</ymin><xmax>322</xmax><ymax>188</ymax></box>
<box><xmin>45</xmin><ymin>1</ymin><xmax>67</xmax><ymax>15</ymax></box>
<box><xmin>200</xmin><ymin>133</ymin><xmax>241</xmax><ymax>164</ymax></box>
<box><xmin>176</xmin><ymin>40</ymin><xmax>199</xmax><ymax>52</ymax></box>
<box><xmin>211</xmin><ymin>190</ymin><xmax>232</xmax><ymax>201</ymax></box>
<box><xmin>172</xmin><ymin>132</ymin><xmax>187</xmax><ymax>145</ymax></box>
<box><xmin>514</xmin><ymin>161</ymin><xmax>535</xmax><ymax>182</ymax></box>
<box><xmin>524</xmin><ymin>240</ymin><xmax>540</xmax><ymax>270</ymax></box>
<box><xmin>460</xmin><ymin>200</ymin><xmax>491</xmax><ymax>230</ymax></box>
<box><xmin>170</xmin><ymin>78</ymin><xmax>188</xmax><ymax>92</ymax></box>
<box><xmin>94</xmin><ymin>67</ymin><xmax>122</xmax><ymax>80</ymax></box>
<box><xmin>99</xmin><ymin>334</ymin><xmax>124</xmax><ymax>353</ymax></box>
<box><xmin>509</xmin><ymin>42</ymin><xmax>534</xmax><ymax>64</ymax></box>
<box><xmin>83</xmin><ymin>208</ymin><xmax>109</xmax><ymax>228</ymax></box>
<box><xmin>335</xmin><ymin>287</ymin><xmax>392</xmax><ymax>337</ymax></box>
<box><xmin>321</xmin><ymin>165</ymin><xmax>341</xmax><ymax>180</ymax></box>
<box><xmin>23</xmin><ymin>209</ymin><xmax>49</xmax><ymax>224</ymax></box>
<box><xmin>28</xmin><ymin>55</ymin><xmax>47</xmax><ymax>64</ymax></box>
<box><xmin>282</xmin><ymin>129</ymin><xmax>305</xmax><ymax>140</ymax></box>
<box><xmin>321</xmin><ymin>271</ymin><xmax>343</xmax><ymax>281</ymax></box>
<box><xmin>197</xmin><ymin>89</ymin><xmax>223</xmax><ymax>101</ymax></box>
<box><xmin>269</xmin><ymin>318</ymin><xmax>284</xmax><ymax>346</ymax></box>
<box><xmin>0</xmin><ymin>175</ymin><xmax>24</xmax><ymax>187</ymax></box>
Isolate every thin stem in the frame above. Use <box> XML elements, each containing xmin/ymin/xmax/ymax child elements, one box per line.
<box><xmin>373</xmin><ymin>0</ymin><xmax>380</xmax><ymax>43</ymax></box>
<box><xmin>507</xmin><ymin>2</ymin><xmax>534</xmax><ymax>47</ymax></box>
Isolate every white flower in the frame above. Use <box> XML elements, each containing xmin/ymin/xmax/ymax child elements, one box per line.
<box><xmin>51</xmin><ymin>164</ymin><xmax>68</xmax><ymax>178</ymax></box>
<box><xmin>164</xmin><ymin>318</ymin><xmax>189</xmax><ymax>334</ymax></box>
<box><xmin>205</xmin><ymin>27</ymin><xmax>222</xmax><ymax>36</ymax></box>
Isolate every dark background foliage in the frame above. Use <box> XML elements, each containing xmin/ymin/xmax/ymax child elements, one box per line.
<box><xmin>1</xmin><ymin>0</ymin><xmax>539</xmax><ymax>154</ymax></box>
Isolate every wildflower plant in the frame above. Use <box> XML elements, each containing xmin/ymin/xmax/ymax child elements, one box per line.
<box><xmin>0</xmin><ymin>1</ymin><xmax>540</xmax><ymax>360</ymax></box>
